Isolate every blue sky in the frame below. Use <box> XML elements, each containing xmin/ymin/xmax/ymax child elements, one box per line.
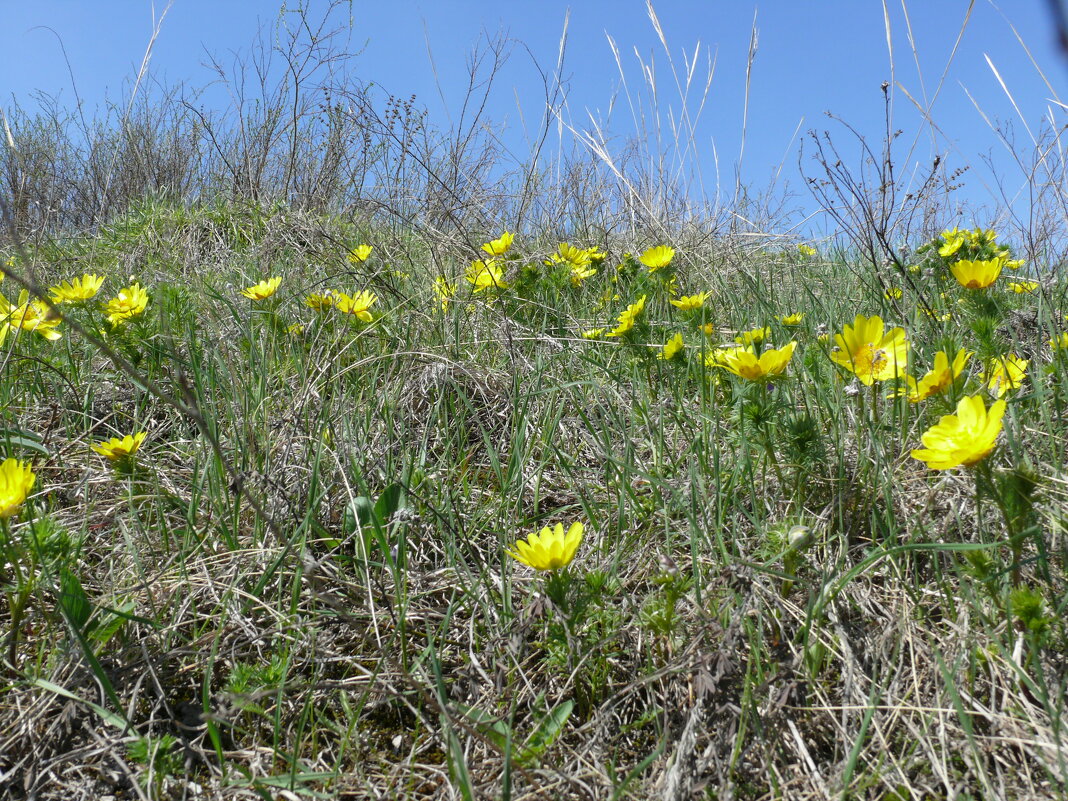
<box><xmin>2</xmin><ymin>1</ymin><xmax>1066</xmax><ymax>230</ymax></box>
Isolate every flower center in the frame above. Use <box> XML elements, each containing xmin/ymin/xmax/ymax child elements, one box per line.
<box><xmin>856</xmin><ymin>344</ymin><xmax>888</xmax><ymax>378</ymax></box>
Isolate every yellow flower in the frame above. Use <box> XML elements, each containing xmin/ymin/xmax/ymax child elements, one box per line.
<box><xmin>938</xmin><ymin>235</ymin><xmax>964</xmax><ymax>258</ymax></box>
<box><xmin>305</xmin><ymin>291</ymin><xmax>336</xmax><ymax>311</ymax></box>
<box><xmin>606</xmin><ymin>295</ymin><xmax>646</xmax><ymax>337</ymax></box>
<box><xmin>830</xmin><ymin>314</ymin><xmax>908</xmax><ymax>385</ymax></box>
<box><xmin>103</xmin><ymin>284</ymin><xmax>148</xmax><ymax>324</ymax></box>
<box><xmin>715</xmin><ymin>341</ymin><xmax>797</xmax><ymax>382</ymax></box>
<box><xmin>1006</xmin><ymin>280</ymin><xmax>1039</xmax><ymax>294</ymax></box>
<box><xmin>911</xmin><ymin>395</ymin><xmax>1005</xmax><ymax>470</ymax></box>
<box><xmin>347</xmin><ymin>244</ymin><xmax>373</xmax><ymax>263</ymax></box>
<box><xmin>0</xmin><ymin>458</ymin><xmax>36</xmax><ymax>519</ymax></box>
<box><xmin>777</xmin><ymin>313</ymin><xmax>804</xmax><ymax>326</ymax></box>
<box><xmin>4</xmin><ymin>290</ymin><xmax>62</xmax><ymax>341</ymax></box>
<box><xmin>968</xmin><ymin>227</ymin><xmax>997</xmax><ymax>246</ymax></box>
<box><xmin>582</xmin><ymin>328</ymin><xmax>605</xmax><ymax>339</ymax></box>
<box><xmin>241</xmin><ymin>277</ymin><xmax>282</xmax><ymax>301</ymax></box>
<box><xmin>883</xmin><ymin>286</ymin><xmax>903</xmax><ymax>300</ymax></box>
<box><xmin>950</xmin><ymin>258</ymin><xmax>1002</xmax><ymax>289</ymax></box>
<box><xmin>570</xmin><ymin>264</ymin><xmax>598</xmax><ymax>285</ymax></box>
<box><xmin>481</xmin><ymin>232</ymin><xmax>514</xmax><ymax>256</ymax></box>
<box><xmin>548</xmin><ymin>243</ymin><xmax>591</xmax><ymax>268</ymax></box>
<box><xmin>907</xmin><ymin>264</ymin><xmax>922</xmax><ymax>274</ymax></box>
<box><xmin>659</xmin><ymin>332</ymin><xmax>685</xmax><ymax>361</ymax></box>
<box><xmin>466</xmin><ymin>259</ymin><xmax>507</xmax><ymax>293</ymax></box>
<box><xmin>705</xmin><ymin>347</ymin><xmax>732</xmax><ymax>369</ymax></box>
<box><xmin>699</xmin><ymin>323</ymin><xmax>716</xmax><ymax>336</ymax></box>
<box><xmin>1004</xmin><ymin>259</ymin><xmax>1025</xmax><ymax>270</ymax></box>
<box><xmin>506</xmin><ymin>521</ymin><xmax>584</xmax><ymax>571</ymax></box>
<box><xmin>797</xmin><ymin>244</ymin><xmax>817</xmax><ymax>257</ymax></box>
<box><xmin>639</xmin><ymin>245</ymin><xmax>675</xmax><ymax>272</ymax></box>
<box><xmin>50</xmin><ymin>274</ymin><xmax>105</xmax><ymax>304</ymax></box>
<box><xmin>982</xmin><ymin>354</ymin><xmax>1027</xmax><ymax>398</ymax></box>
<box><xmin>287</xmin><ymin>323</ymin><xmax>304</xmax><ymax>335</ymax></box>
<box><xmin>906</xmin><ymin>348</ymin><xmax>972</xmax><ymax>402</ymax></box>
<box><xmin>92</xmin><ymin>432</ymin><xmax>147</xmax><ymax>462</ymax></box>
<box><xmin>735</xmin><ymin>326</ymin><xmax>770</xmax><ymax>346</ymax></box>
<box><xmin>433</xmin><ymin>276</ymin><xmax>456</xmax><ymax>312</ymax></box>
<box><xmin>334</xmin><ymin>290</ymin><xmax>378</xmax><ymax>322</ymax></box>
<box><xmin>670</xmin><ymin>292</ymin><xmax>709</xmax><ymax>311</ymax></box>
<box><xmin>1050</xmin><ymin>332</ymin><xmax>1068</xmax><ymax>351</ymax></box>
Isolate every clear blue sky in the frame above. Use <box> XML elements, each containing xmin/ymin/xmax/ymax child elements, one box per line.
<box><xmin>2</xmin><ymin>1</ymin><xmax>1066</xmax><ymax>231</ymax></box>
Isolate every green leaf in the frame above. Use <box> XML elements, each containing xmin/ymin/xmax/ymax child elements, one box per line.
<box><xmin>88</xmin><ymin>598</ymin><xmax>138</xmax><ymax>646</ymax></box>
<box><xmin>32</xmin><ymin>679</ymin><xmax>127</xmax><ymax>730</ymax></box>
<box><xmin>518</xmin><ymin>699</ymin><xmax>573</xmax><ymax>766</ymax></box>
<box><xmin>58</xmin><ymin>568</ymin><xmax>91</xmax><ymax>631</ymax></box>
<box><xmin>374</xmin><ymin>482</ymin><xmax>406</xmax><ymax>523</ymax></box>
<box><xmin>343</xmin><ymin>496</ymin><xmax>376</xmax><ymax>533</ymax></box>
<box><xmin>0</xmin><ymin>428</ymin><xmax>49</xmax><ymax>457</ymax></box>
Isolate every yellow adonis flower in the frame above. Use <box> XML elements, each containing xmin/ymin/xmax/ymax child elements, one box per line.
<box><xmin>0</xmin><ymin>458</ymin><xmax>36</xmax><ymax>519</ymax></box>
<box><xmin>582</xmin><ymin>328</ymin><xmax>605</xmax><ymax>339</ymax></box>
<box><xmin>241</xmin><ymin>277</ymin><xmax>282</xmax><ymax>301</ymax></box>
<box><xmin>570</xmin><ymin>264</ymin><xmax>598</xmax><ymax>286</ymax></box>
<box><xmin>1006</xmin><ymin>280</ymin><xmax>1039</xmax><ymax>294</ymax></box>
<box><xmin>481</xmin><ymin>231</ymin><xmax>515</xmax><ymax>257</ymax></box>
<box><xmin>715</xmin><ymin>341</ymin><xmax>797</xmax><ymax>382</ymax></box>
<box><xmin>670</xmin><ymin>292</ymin><xmax>709</xmax><ymax>312</ymax></box>
<box><xmin>938</xmin><ymin>230</ymin><xmax>965</xmax><ymax>258</ymax></box>
<box><xmin>735</xmin><ymin>326</ymin><xmax>770</xmax><ymax>346</ymax></box>
<box><xmin>983</xmin><ymin>353</ymin><xmax>1028</xmax><ymax>398</ymax></box>
<box><xmin>797</xmin><ymin>244</ymin><xmax>817</xmax><ymax>257</ymax></box>
<box><xmin>705</xmin><ymin>345</ymin><xmax>738</xmax><ymax>368</ymax></box>
<box><xmin>1050</xmin><ymin>332</ymin><xmax>1068</xmax><ymax>351</ymax></box>
<box><xmin>466</xmin><ymin>259</ymin><xmax>507</xmax><ymax>293</ymax></box>
<box><xmin>639</xmin><ymin>245</ymin><xmax>675</xmax><ymax>272</ymax></box>
<box><xmin>347</xmin><ymin>244</ymin><xmax>373</xmax><ymax>263</ymax></box>
<box><xmin>334</xmin><ymin>290</ymin><xmax>378</xmax><ymax>322</ymax></box>
<box><xmin>950</xmin><ymin>258</ymin><xmax>1002</xmax><ymax>289</ymax></box>
<box><xmin>104</xmin><ymin>283</ymin><xmax>149</xmax><ymax>326</ymax></box>
<box><xmin>606</xmin><ymin>295</ymin><xmax>646</xmax><ymax>337</ymax></box>
<box><xmin>506</xmin><ymin>521</ymin><xmax>584</xmax><ymax>571</ymax></box>
<box><xmin>906</xmin><ymin>348</ymin><xmax>972</xmax><ymax>402</ymax></box>
<box><xmin>777</xmin><ymin>313</ymin><xmax>804</xmax><ymax>326</ymax></box>
<box><xmin>1003</xmin><ymin>259</ymin><xmax>1025</xmax><ymax>270</ymax></box>
<box><xmin>830</xmin><ymin>313</ymin><xmax>908</xmax><ymax>385</ymax></box>
<box><xmin>433</xmin><ymin>276</ymin><xmax>456</xmax><ymax>312</ymax></box>
<box><xmin>92</xmin><ymin>432</ymin><xmax>147</xmax><ymax>462</ymax></box>
<box><xmin>305</xmin><ymin>291</ymin><xmax>336</xmax><ymax>311</ymax></box>
<box><xmin>5</xmin><ymin>290</ymin><xmax>62</xmax><ymax>341</ymax></box>
<box><xmin>698</xmin><ymin>322</ymin><xmax>716</xmax><ymax>336</ymax></box>
<box><xmin>50</xmin><ymin>273</ymin><xmax>105</xmax><ymax>304</ymax></box>
<box><xmin>658</xmin><ymin>332</ymin><xmax>685</xmax><ymax>361</ymax></box>
<box><xmin>546</xmin><ymin>241</ymin><xmax>589</xmax><ymax>270</ymax></box>
<box><xmin>884</xmin><ymin>287</ymin><xmax>903</xmax><ymax>300</ymax></box>
<box><xmin>911</xmin><ymin>395</ymin><xmax>1005</xmax><ymax>470</ymax></box>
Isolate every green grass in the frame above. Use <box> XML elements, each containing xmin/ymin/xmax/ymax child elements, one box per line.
<box><xmin>1</xmin><ymin>205</ymin><xmax>1066</xmax><ymax>800</ymax></box>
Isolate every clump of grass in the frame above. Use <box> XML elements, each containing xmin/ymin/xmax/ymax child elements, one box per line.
<box><xmin>1</xmin><ymin>211</ymin><xmax>1066</xmax><ymax>800</ymax></box>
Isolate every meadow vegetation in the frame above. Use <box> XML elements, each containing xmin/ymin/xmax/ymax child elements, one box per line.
<box><xmin>1</xmin><ymin>3</ymin><xmax>1067</xmax><ymax>799</ymax></box>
